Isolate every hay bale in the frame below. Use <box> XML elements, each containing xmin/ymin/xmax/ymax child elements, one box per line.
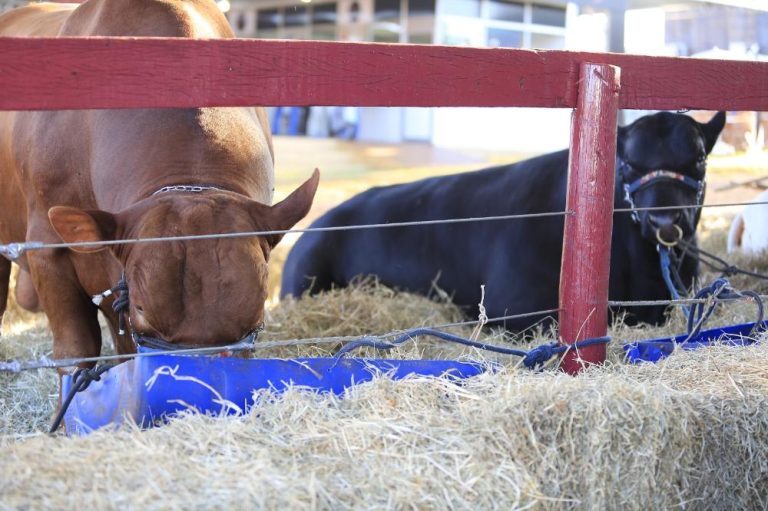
<box><xmin>1</xmin><ymin>345</ymin><xmax>766</xmax><ymax>509</ymax></box>
<box><xmin>1</xmin><ymin>216</ymin><xmax>767</xmax><ymax>508</ymax></box>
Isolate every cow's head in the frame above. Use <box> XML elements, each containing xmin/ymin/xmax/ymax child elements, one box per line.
<box><xmin>617</xmin><ymin>111</ymin><xmax>725</xmax><ymax>245</ymax></box>
<box><xmin>48</xmin><ymin>169</ymin><xmax>319</xmax><ymax>349</ymax></box>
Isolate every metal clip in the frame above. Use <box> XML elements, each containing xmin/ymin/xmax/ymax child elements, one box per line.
<box><xmin>0</xmin><ymin>241</ymin><xmax>44</xmax><ymax>261</ymax></box>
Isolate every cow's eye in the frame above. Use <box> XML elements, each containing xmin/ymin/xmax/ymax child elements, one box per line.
<box><xmin>135</xmin><ymin>305</ymin><xmax>144</xmax><ymax>315</ymax></box>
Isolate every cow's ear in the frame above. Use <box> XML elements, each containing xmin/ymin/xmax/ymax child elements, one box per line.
<box><xmin>48</xmin><ymin>206</ymin><xmax>117</xmax><ymax>253</ymax></box>
<box><xmin>251</xmin><ymin>169</ymin><xmax>320</xmax><ymax>248</ymax></box>
<box><xmin>701</xmin><ymin>111</ymin><xmax>726</xmax><ymax>154</ymax></box>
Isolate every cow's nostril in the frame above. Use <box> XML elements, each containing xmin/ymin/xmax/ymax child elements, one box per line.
<box><xmin>649</xmin><ymin>212</ymin><xmax>682</xmax><ymax>228</ymax></box>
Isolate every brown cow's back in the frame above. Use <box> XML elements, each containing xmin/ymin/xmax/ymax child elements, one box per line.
<box><xmin>0</xmin><ymin>3</ymin><xmax>74</xmax><ymax>37</ymax></box>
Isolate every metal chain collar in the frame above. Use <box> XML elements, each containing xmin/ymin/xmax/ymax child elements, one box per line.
<box><xmin>152</xmin><ymin>185</ymin><xmax>226</xmax><ymax>195</ymax></box>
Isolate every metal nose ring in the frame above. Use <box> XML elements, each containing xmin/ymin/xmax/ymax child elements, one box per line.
<box><xmin>655</xmin><ymin>224</ymin><xmax>683</xmax><ymax>247</ymax></box>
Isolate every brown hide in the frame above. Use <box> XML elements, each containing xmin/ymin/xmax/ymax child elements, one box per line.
<box><xmin>0</xmin><ymin>1</ymin><xmax>318</xmax><ymax>362</ymax></box>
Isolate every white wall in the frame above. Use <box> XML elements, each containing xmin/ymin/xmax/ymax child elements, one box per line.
<box><xmin>431</xmin><ymin>108</ymin><xmax>572</xmax><ymax>152</ymax></box>
<box><xmin>356</xmin><ymin>107</ymin><xmax>404</xmax><ymax>144</ymax></box>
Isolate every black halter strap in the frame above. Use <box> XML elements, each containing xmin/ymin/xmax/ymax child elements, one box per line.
<box><xmin>132</xmin><ymin>326</ymin><xmax>263</xmax><ymax>354</ymax></box>
<box><xmin>93</xmin><ymin>276</ymin><xmax>263</xmax><ymax>353</ymax></box>
<box><xmin>618</xmin><ymin>159</ymin><xmax>705</xmax><ymax>224</ymax></box>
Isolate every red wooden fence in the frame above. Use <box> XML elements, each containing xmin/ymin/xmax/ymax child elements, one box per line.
<box><xmin>1</xmin><ymin>37</ymin><xmax>767</xmax><ymax>373</ymax></box>
<box><xmin>559</xmin><ymin>63</ymin><xmax>620</xmax><ymax>374</ymax></box>
<box><xmin>1</xmin><ymin>38</ymin><xmax>767</xmax><ymax>111</ymax></box>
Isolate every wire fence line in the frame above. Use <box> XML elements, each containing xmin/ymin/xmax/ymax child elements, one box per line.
<box><xmin>1</xmin><ymin>200</ymin><xmax>768</xmax><ymax>258</ymax></box>
<box><xmin>3</xmin><ymin>289</ymin><xmax>766</xmax><ymax>373</ymax></box>
<box><xmin>0</xmin><ymin>308</ymin><xmax>563</xmax><ymax>372</ymax></box>
<box><xmin>2</xmin><ymin>196</ymin><xmax>766</xmax><ymax>373</ymax></box>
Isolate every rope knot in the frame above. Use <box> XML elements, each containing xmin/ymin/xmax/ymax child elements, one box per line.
<box><xmin>92</xmin><ymin>276</ymin><xmax>130</xmax><ymax>335</ymax></box>
<box><xmin>522</xmin><ymin>343</ymin><xmax>558</xmax><ymax>369</ymax></box>
<box><xmin>49</xmin><ymin>364</ymin><xmax>114</xmax><ymax>433</ymax></box>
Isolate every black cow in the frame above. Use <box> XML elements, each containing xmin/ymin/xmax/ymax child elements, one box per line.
<box><xmin>281</xmin><ymin>111</ymin><xmax>726</xmax><ymax>329</ymax></box>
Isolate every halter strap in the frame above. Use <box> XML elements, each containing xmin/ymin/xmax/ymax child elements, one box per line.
<box><xmin>625</xmin><ymin>170</ymin><xmax>703</xmax><ymax>194</ymax></box>
<box><xmin>132</xmin><ymin>326</ymin><xmax>263</xmax><ymax>355</ymax></box>
<box><xmin>618</xmin><ymin>159</ymin><xmax>705</xmax><ymax>224</ymax></box>
<box><xmin>93</xmin><ymin>276</ymin><xmax>263</xmax><ymax>354</ymax></box>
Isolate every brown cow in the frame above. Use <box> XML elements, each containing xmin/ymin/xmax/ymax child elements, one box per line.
<box><xmin>0</xmin><ymin>1</ymin><xmax>318</xmax><ymax>366</ymax></box>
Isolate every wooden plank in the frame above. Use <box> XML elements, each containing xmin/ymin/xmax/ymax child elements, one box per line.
<box><xmin>0</xmin><ymin>37</ymin><xmax>766</xmax><ymax>111</ymax></box>
<box><xmin>558</xmin><ymin>62</ymin><xmax>620</xmax><ymax>375</ymax></box>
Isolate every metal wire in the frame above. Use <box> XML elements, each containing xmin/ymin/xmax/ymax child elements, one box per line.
<box><xmin>3</xmin><ymin>291</ymin><xmax>765</xmax><ymax>372</ymax></box>
<box><xmin>2</xmin><ymin>192</ymin><xmax>766</xmax><ymax>371</ymax></box>
<box><xmin>607</xmin><ymin>296</ymin><xmax>768</xmax><ymax>307</ymax></box>
<box><xmin>0</xmin><ymin>211</ymin><xmax>573</xmax><ymax>258</ymax></box>
<box><xmin>2</xmin><ymin>200</ymin><xmax>768</xmax><ymax>258</ymax></box>
<box><xmin>0</xmin><ymin>308</ymin><xmax>561</xmax><ymax>373</ymax></box>
<box><xmin>614</xmin><ymin>200</ymin><xmax>768</xmax><ymax>214</ymax></box>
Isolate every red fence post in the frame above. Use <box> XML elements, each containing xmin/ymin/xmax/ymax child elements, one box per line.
<box><xmin>559</xmin><ymin>62</ymin><xmax>621</xmax><ymax>375</ymax></box>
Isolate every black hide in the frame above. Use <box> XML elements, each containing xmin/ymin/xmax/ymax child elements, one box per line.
<box><xmin>281</xmin><ymin>111</ymin><xmax>726</xmax><ymax>329</ymax></box>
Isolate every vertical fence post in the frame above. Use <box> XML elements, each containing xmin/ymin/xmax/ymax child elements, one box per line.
<box><xmin>559</xmin><ymin>62</ymin><xmax>621</xmax><ymax>375</ymax></box>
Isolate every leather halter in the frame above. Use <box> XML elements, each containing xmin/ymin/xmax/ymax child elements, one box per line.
<box><xmin>618</xmin><ymin>159</ymin><xmax>705</xmax><ymax>224</ymax></box>
<box><xmin>132</xmin><ymin>325</ymin><xmax>264</xmax><ymax>355</ymax></box>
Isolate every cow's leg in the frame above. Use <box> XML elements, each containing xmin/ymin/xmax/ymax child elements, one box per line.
<box><xmin>26</xmin><ymin>250</ymin><xmax>102</xmax><ymax>367</ymax></box>
<box><xmin>14</xmin><ymin>267</ymin><xmax>41</xmax><ymax>312</ymax></box>
<box><xmin>0</xmin><ymin>257</ymin><xmax>10</xmax><ymax>325</ymax></box>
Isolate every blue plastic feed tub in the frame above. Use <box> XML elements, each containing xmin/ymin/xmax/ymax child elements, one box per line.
<box><xmin>61</xmin><ymin>354</ymin><xmax>486</xmax><ymax>435</ymax></box>
<box><xmin>623</xmin><ymin>321</ymin><xmax>762</xmax><ymax>363</ymax></box>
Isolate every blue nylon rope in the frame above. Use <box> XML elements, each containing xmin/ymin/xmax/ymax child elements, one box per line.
<box><xmin>333</xmin><ymin>328</ymin><xmax>610</xmax><ymax>369</ymax></box>
<box><xmin>659</xmin><ymin>246</ymin><xmax>691</xmax><ymax>318</ymax></box>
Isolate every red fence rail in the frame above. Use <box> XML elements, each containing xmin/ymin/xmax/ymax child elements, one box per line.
<box><xmin>1</xmin><ymin>37</ymin><xmax>767</xmax><ymax>373</ymax></box>
<box><xmin>1</xmin><ymin>38</ymin><xmax>767</xmax><ymax>111</ymax></box>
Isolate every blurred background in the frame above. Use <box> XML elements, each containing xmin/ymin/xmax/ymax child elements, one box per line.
<box><xmin>183</xmin><ymin>0</ymin><xmax>765</xmax><ymax>153</ymax></box>
<box><xmin>2</xmin><ymin>0</ymin><xmax>764</xmax><ymax>153</ymax></box>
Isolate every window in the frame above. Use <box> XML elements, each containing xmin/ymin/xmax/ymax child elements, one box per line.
<box><xmin>438</xmin><ymin>1</ymin><xmax>567</xmax><ymax>51</ymax></box>
<box><xmin>313</xmin><ymin>3</ymin><xmax>337</xmax><ymax>25</ymax></box>
<box><xmin>374</xmin><ymin>0</ymin><xmax>400</xmax><ymax>22</ymax></box>
<box><xmin>284</xmin><ymin>5</ymin><xmax>309</xmax><ymax>27</ymax></box>
<box><xmin>257</xmin><ymin>9</ymin><xmax>280</xmax><ymax>30</ymax></box>
<box><xmin>488</xmin><ymin>0</ymin><xmax>524</xmax><ymax>23</ymax></box>
<box><xmin>487</xmin><ymin>27</ymin><xmax>522</xmax><ymax>47</ymax></box>
<box><xmin>531</xmin><ymin>4</ymin><xmax>566</xmax><ymax>27</ymax></box>
<box><xmin>441</xmin><ymin>0</ymin><xmax>480</xmax><ymax>17</ymax></box>
<box><xmin>409</xmin><ymin>0</ymin><xmax>435</xmax><ymax>16</ymax></box>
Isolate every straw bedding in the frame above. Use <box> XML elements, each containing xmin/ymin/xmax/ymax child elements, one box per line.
<box><xmin>1</xmin><ymin>221</ymin><xmax>767</xmax><ymax>510</ymax></box>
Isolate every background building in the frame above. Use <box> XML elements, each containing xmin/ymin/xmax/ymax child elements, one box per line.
<box><xmin>2</xmin><ymin>0</ymin><xmax>766</xmax><ymax>151</ymax></box>
<box><xmin>222</xmin><ymin>0</ymin><xmax>767</xmax><ymax>152</ymax></box>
